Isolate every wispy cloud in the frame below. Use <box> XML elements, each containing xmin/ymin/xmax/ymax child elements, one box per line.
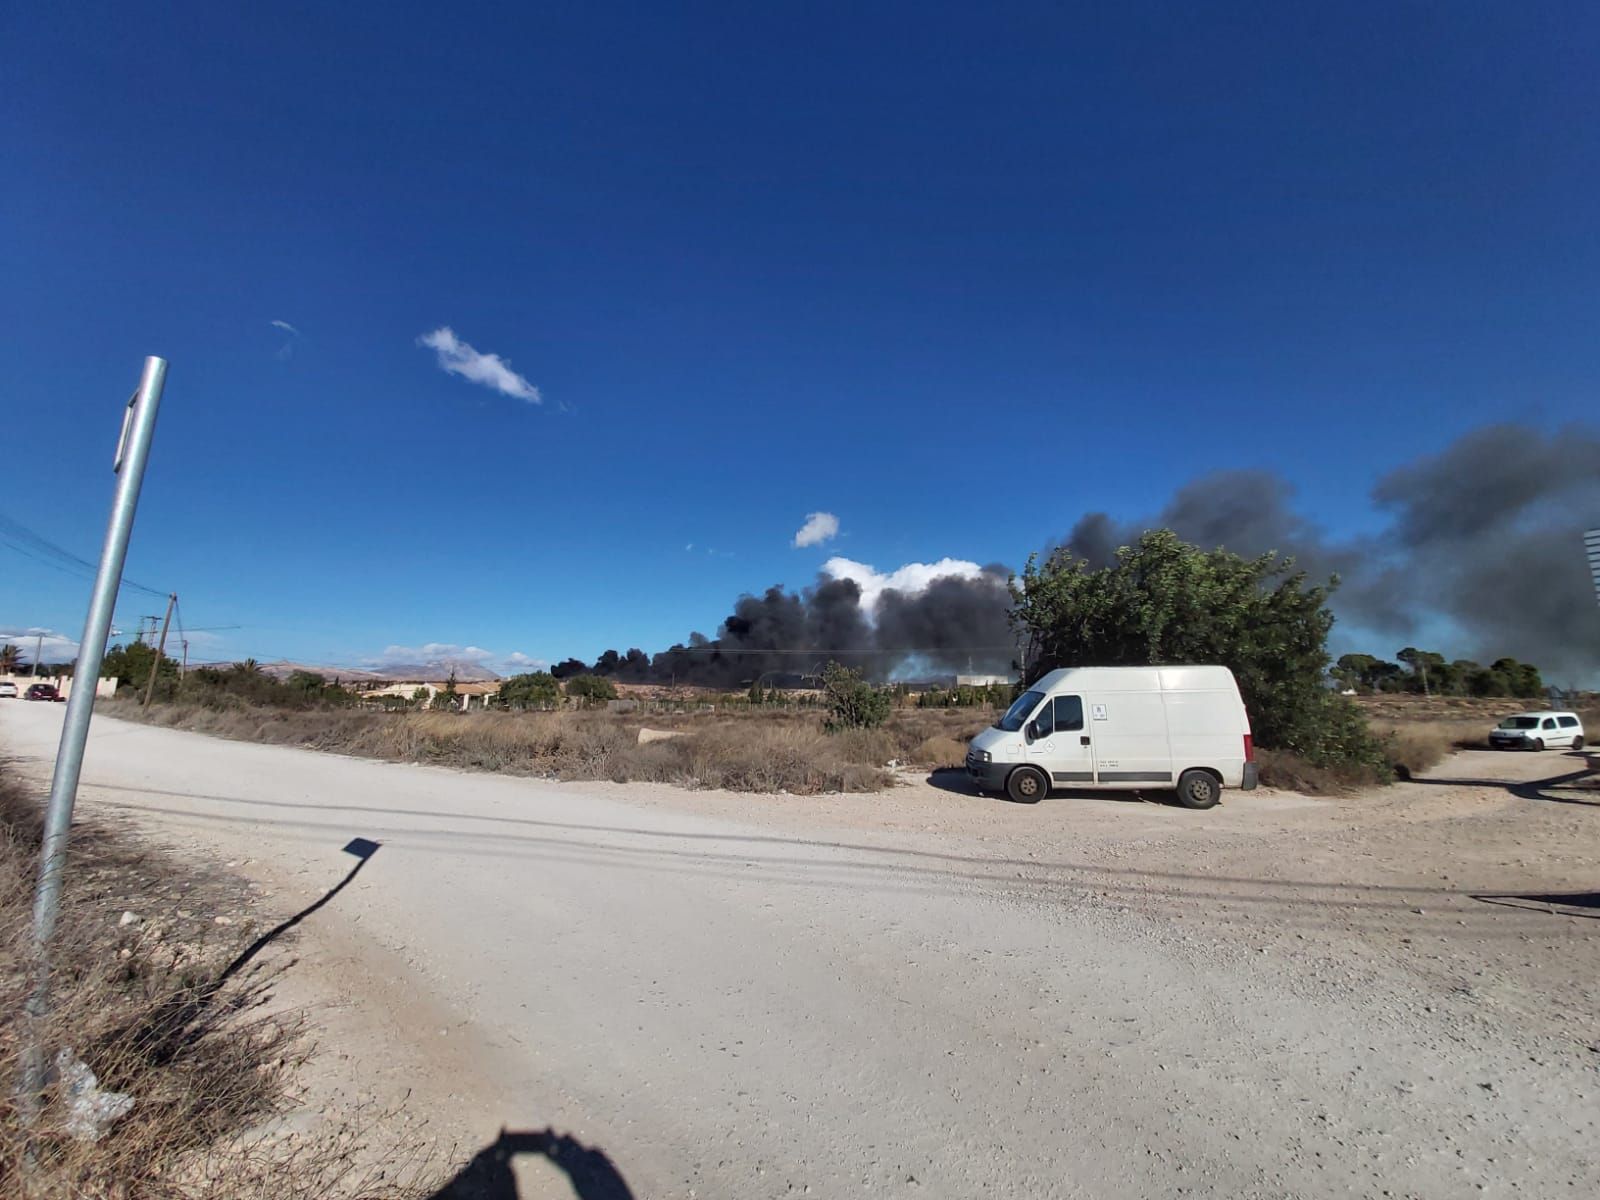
<box><xmin>792</xmin><ymin>511</ymin><xmax>841</xmax><ymax>548</ymax></box>
<box><xmin>369</xmin><ymin>642</ymin><xmax>497</xmax><ymax>667</ymax></box>
<box><xmin>270</xmin><ymin>319</ymin><xmax>301</xmax><ymax>360</ymax></box>
<box><xmin>417</xmin><ymin>326</ymin><xmax>542</xmax><ymax>404</ymax></box>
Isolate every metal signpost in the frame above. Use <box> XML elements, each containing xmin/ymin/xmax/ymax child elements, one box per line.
<box><xmin>19</xmin><ymin>356</ymin><xmax>167</xmax><ymax>1115</ymax></box>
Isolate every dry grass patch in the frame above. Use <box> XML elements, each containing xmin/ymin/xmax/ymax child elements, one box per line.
<box><xmin>0</xmin><ymin>766</ymin><xmax>438</xmax><ymax>1198</ymax></box>
<box><xmin>1254</xmin><ymin>748</ymin><xmax>1393</xmax><ymax>794</ymax></box>
<box><xmin>907</xmin><ymin>736</ymin><xmax>970</xmax><ymax>770</ymax></box>
<box><xmin>113</xmin><ymin>701</ymin><xmax>905</xmax><ymax>795</ymax></box>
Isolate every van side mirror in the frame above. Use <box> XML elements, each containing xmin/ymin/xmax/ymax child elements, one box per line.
<box><xmin>1024</xmin><ymin>720</ymin><xmax>1039</xmax><ymax>742</ymax></box>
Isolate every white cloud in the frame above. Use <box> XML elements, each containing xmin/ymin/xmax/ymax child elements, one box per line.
<box><xmin>366</xmin><ymin>642</ymin><xmax>547</xmax><ymax>676</ymax></box>
<box><xmin>370</xmin><ymin>642</ymin><xmax>498</xmax><ymax>667</ymax></box>
<box><xmin>417</xmin><ymin>326</ymin><xmax>542</xmax><ymax>404</ymax></box>
<box><xmin>792</xmin><ymin>511</ymin><xmax>841</xmax><ymax>548</ymax></box>
<box><xmin>1</xmin><ymin>627</ymin><xmax>80</xmax><ymax>664</ymax></box>
<box><xmin>821</xmin><ymin>556</ymin><xmax>986</xmax><ymax>614</ymax></box>
<box><xmin>270</xmin><ymin>319</ymin><xmax>301</xmax><ymax>360</ymax></box>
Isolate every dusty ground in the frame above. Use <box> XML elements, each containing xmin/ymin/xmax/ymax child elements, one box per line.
<box><xmin>3</xmin><ymin>700</ymin><xmax>1597</xmax><ymax>1198</ymax></box>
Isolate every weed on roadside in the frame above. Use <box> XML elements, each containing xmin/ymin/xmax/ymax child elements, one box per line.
<box><xmin>0</xmin><ymin>764</ymin><xmax>443</xmax><ymax>1199</ymax></box>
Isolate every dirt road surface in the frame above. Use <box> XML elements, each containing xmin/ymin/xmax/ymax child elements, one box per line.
<box><xmin>4</xmin><ymin>701</ymin><xmax>1598</xmax><ymax>1198</ymax></box>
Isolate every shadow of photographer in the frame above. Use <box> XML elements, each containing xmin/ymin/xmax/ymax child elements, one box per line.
<box><xmin>428</xmin><ymin>1128</ymin><xmax>635</xmax><ymax>1200</ymax></box>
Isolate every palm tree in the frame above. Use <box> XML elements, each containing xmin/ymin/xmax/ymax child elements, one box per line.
<box><xmin>0</xmin><ymin>643</ymin><xmax>20</xmax><ymax>673</ymax></box>
<box><xmin>235</xmin><ymin>658</ymin><xmax>261</xmax><ymax>675</ymax></box>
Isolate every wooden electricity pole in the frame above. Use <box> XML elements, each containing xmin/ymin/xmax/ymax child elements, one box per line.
<box><xmin>141</xmin><ymin>593</ymin><xmax>177</xmax><ymax>707</ymax></box>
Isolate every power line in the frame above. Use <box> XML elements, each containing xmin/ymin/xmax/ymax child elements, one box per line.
<box><xmin>0</xmin><ymin>510</ymin><xmax>167</xmax><ymax>599</ymax></box>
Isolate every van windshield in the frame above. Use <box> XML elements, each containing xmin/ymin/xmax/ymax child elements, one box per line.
<box><xmin>1499</xmin><ymin>716</ymin><xmax>1539</xmax><ymax>729</ymax></box>
<box><xmin>995</xmin><ymin>689</ymin><xmax>1045</xmax><ymax>732</ymax></box>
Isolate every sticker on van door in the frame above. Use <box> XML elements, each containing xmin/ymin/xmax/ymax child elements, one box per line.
<box><xmin>1091</xmin><ymin>703</ymin><xmax>1108</xmax><ymax>721</ymax></box>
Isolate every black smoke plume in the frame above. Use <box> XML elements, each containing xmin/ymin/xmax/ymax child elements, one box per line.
<box><xmin>642</xmin><ymin>569</ymin><xmax>1016</xmax><ymax>688</ymax></box>
<box><xmin>566</xmin><ymin>425</ymin><xmax>1597</xmax><ymax>688</ymax></box>
<box><xmin>1062</xmin><ymin>426</ymin><xmax>1600</xmax><ymax>681</ymax></box>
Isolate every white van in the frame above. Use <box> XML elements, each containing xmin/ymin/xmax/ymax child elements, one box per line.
<box><xmin>965</xmin><ymin>665</ymin><xmax>1257</xmax><ymax>809</ymax></box>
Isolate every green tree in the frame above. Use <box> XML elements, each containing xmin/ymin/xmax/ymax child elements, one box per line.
<box><xmin>820</xmin><ymin>661</ymin><xmax>891</xmax><ymax>731</ymax></box>
<box><xmin>101</xmin><ymin>641</ymin><xmax>177</xmax><ymax>690</ymax></box>
<box><xmin>432</xmin><ymin>671</ymin><xmax>460</xmax><ymax>711</ymax></box>
<box><xmin>1491</xmin><ymin>657</ymin><xmax>1544</xmax><ymax>699</ymax></box>
<box><xmin>1335</xmin><ymin>653</ymin><xmax>1405</xmax><ymax>694</ymax></box>
<box><xmin>500</xmin><ymin>671</ymin><xmax>561</xmax><ymax>709</ymax></box>
<box><xmin>285</xmin><ymin>669</ymin><xmax>327</xmax><ymax>695</ymax></box>
<box><xmin>565</xmin><ymin>674</ymin><xmax>618</xmax><ymax>705</ymax></box>
<box><xmin>1011</xmin><ymin>529</ymin><xmax>1384</xmax><ymax>767</ymax></box>
<box><xmin>1332</xmin><ymin>653</ymin><xmax>1378</xmax><ymax>692</ymax></box>
<box><xmin>1396</xmin><ymin>648</ymin><xmax>1448</xmax><ymax>695</ymax></box>
<box><xmin>0</xmin><ymin>644</ymin><xmax>21</xmax><ymax>673</ymax></box>
<box><xmin>411</xmin><ymin>685</ymin><xmax>430</xmax><ymax>706</ymax></box>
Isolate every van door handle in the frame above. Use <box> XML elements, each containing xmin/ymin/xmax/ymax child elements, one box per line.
<box><xmin>1080</xmin><ymin>736</ymin><xmax>1091</xmax><ymax>746</ymax></box>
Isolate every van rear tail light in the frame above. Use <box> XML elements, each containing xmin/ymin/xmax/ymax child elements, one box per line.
<box><xmin>1243</xmin><ymin>734</ymin><xmax>1255</xmax><ymax>762</ymax></box>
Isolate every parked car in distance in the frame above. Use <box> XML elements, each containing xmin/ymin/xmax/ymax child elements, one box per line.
<box><xmin>24</xmin><ymin>683</ymin><xmax>61</xmax><ymax>702</ymax></box>
<box><xmin>0</xmin><ymin>681</ymin><xmax>17</xmax><ymax>698</ymax></box>
<box><xmin>1489</xmin><ymin>711</ymin><xmax>1585</xmax><ymax>751</ymax></box>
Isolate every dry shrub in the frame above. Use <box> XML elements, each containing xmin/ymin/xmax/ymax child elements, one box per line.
<box><xmin>0</xmin><ymin>766</ymin><xmax>437</xmax><ymax>1198</ymax></box>
<box><xmin>1372</xmin><ymin>719</ymin><xmax>1486</xmax><ymax>778</ymax></box>
<box><xmin>1254</xmin><ymin>748</ymin><xmax>1392</xmax><ymax>794</ymax></box>
<box><xmin>110</xmin><ymin>701</ymin><xmax>893</xmax><ymax>795</ymax></box>
<box><xmin>907</xmin><ymin>736</ymin><xmax>969</xmax><ymax>770</ymax></box>
<box><xmin>622</xmin><ymin>724</ymin><xmax>888</xmax><ymax>793</ymax></box>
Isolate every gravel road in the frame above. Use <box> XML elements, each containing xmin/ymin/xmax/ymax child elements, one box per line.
<box><xmin>4</xmin><ymin>701</ymin><xmax>1597</xmax><ymax>1199</ymax></box>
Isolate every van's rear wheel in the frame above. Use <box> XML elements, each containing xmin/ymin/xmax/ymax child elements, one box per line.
<box><xmin>1174</xmin><ymin>769</ymin><xmax>1220</xmax><ymax>810</ymax></box>
<box><xmin>1573</xmin><ymin>736</ymin><xmax>1585</xmax><ymax>750</ymax></box>
<box><xmin>1006</xmin><ymin>766</ymin><xmax>1047</xmax><ymax>805</ymax></box>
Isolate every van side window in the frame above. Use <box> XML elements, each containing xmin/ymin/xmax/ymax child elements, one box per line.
<box><xmin>1033</xmin><ymin>700</ymin><xmax>1055</xmax><ymax>737</ymax></box>
<box><xmin>1542</xmin><ymin>718</ymin><xmax>1557</xmax><ymax>730</ymax></box>
<box><xmin>1558</xmin><ymin>716</ymin><xmax>1578</xmax><ymax>728</ymax></box>
<box><xmin>1054</xmin><ymin>695</ymin><xmax>1084</xmax><ymax>732</ymax></box>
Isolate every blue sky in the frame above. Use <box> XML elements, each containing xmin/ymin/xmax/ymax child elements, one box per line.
<box><xmin>3</xmin><ymin>2</ymin><xmax>1597</xmax><ymax>672</ymax></box>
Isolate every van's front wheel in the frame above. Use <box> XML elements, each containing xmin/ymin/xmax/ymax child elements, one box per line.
<box><xmin>1174</xmin><ymin>769</ymin><xmax>1220</xmax><ymax>810</ymax></box>
<box><xmin>1006</xmin><ymin>766</ymin><xmax>1048</xmax><ymax>805</ymax></box>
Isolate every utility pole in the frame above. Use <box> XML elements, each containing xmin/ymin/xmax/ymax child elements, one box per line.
<box><xmin>180</xmin><ymin>638</ymin><xmax>189</xmax><ymax>680</ymax></box>
<box><xmin>142</xmin><ymin>593</ymin><xmax>177</xmax><ymax>707</ymax></box>
<box><xmin>33</xmin><ymin>632</ymin><xmax>43</xmax><ymax>677</ymax></box>
<box><xmin>21</xmin><ymin>356</ymin><xmax>167</xmax><ymax>1120</ymax></box>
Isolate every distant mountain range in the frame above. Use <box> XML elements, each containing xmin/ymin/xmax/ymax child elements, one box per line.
<box><xmin>191</xmin><ymin>658</ymin><xmax>501</xmax><ymax>684</ymax></box>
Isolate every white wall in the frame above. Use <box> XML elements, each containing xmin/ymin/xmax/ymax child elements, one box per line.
<box><xmin>0</xmin><ymin>673</ymin><xmax>119</xmax><ymax>699</ymax></box>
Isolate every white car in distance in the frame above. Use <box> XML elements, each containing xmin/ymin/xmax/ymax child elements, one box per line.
<box><xmin>1488</xmin><ymin>711</ymin><xmax>1585</xmax><ymax>751</ymax></box>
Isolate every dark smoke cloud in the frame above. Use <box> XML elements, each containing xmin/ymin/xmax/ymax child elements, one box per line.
<box><xmin>875</xmin><ymin>567</ymin><xmax>1015</xmax><ymax>674</ymax></box>
<box><xmin>1365</xmin><ymin>426</ymin><xmax>1600</xmax><ymax>679</ymax></box>
<box><xmin>644</xmin><ymin>570</ymin><xmax>1016</xmax><ymax>687</ymax></box>
<box><xmin>577</xmin><ymin>425</ymin><xmax>1597</xmax><ymax>688</ymax></box>
<box><xmin>1062</xmin><ymin>426</ymin><xmax>1600</xmax><ymax>681</ymax></box>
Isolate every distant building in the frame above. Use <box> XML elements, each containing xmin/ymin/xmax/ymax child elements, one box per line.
<box><xmin>359</xmin><ymin>679</ymin><xmax>502</xmax><ymax>710</ymax></box>
<box><xmin>954</xmin><ymin>673</ymin><xmax>1017</xmax><ymax>688</ymax></box>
